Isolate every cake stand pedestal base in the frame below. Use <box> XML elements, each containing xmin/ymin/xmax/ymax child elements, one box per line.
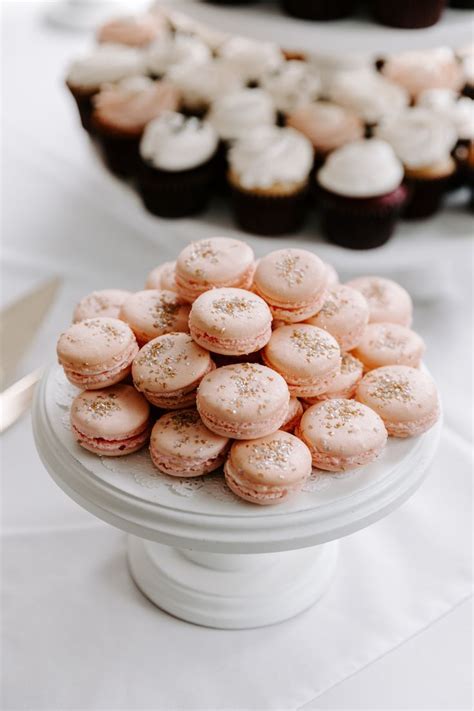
<box><xmin>128</xmin><ymin>536</ymin><xmax>338</xmax><ymax>629</ymax></box>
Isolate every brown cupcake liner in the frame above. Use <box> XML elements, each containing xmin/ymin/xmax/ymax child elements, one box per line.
<box><xmin>281</xmin><ymin>0</ymin><xmax>357</xmax><ymax>20</ymax></box>
<box><xmin>317</xmin><ymin>185</ymin><xmax>408</xmax><ymax>249</ymax></box>
<box><xmin>403</xmin><ymin>174</ymin><xmax>452</xmax><ymax>220</ymax></box>
<box><xmin>229</xmin><ymin>182</ymin><xmax>309</xmax><ymax>236</ymax></box>
<box><xmin>370</xmin><ymin>0</ymin><xmax>446</xmax><ymax>28</ymax></box>
<box><xmin>136</xmin><ymin>155</ymin><xmax>216</xmax><ymax>218</ymax></box>
<box><xmin>66</xmin><ymin>83</ymin><xmax>97</xmax><ymax>133</ymax></box>
<box><xmin>93</xmin><ymin>127</ymin><xmax>141</xmax><ymax>178</ymax></box>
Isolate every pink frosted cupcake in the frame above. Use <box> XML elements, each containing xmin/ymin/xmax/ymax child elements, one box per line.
<box><xmin>96</xmin><ymin>13</ymin><xmax>169</xmax><ymax>47</ymax></box>
<box><xmin>380</xmin><ymin>48</ymin><xmax>464</xmax><ymax>101</ymax></box>
<box><xmin>316</xmin><ymin>139</ymin><xmax>407</xmax><ymax>249</ymax></box>
<box><xmin>91</xmin><ymin>76</ymin><xmax>180</xmax><ymax>176</ymax></box>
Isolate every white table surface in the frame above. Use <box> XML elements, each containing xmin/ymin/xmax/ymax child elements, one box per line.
<box><xmin>1</xmin><ymin>2</ymin><xmax>473</xmax><ymax>709</ymax></box>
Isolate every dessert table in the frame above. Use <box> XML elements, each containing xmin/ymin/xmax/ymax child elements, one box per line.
<box><xmin>1</xmin><ymin>1</ymin><xmax>473</xmax><ymax>709</ymax></box>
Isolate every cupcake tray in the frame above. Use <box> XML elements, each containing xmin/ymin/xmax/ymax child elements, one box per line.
<box><xmin>33</xmin><ymin>365</ymin><xmax>441</xmax><ymax>629</ymax></box>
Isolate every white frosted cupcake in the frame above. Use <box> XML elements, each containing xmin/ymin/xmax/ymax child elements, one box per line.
<box><xmin>208</xmin><ymin>88</ymin><xmax>276</xmax><ymax>142</ymax></box>
<box><xmin>375</xmin><ymin>107</ymin><xmax>457</xmax><ymax>218</ymax></box>
<box><xmin>380</xmin><ymin>47</ymin><xmax>464</xmax><ymax>101</ymax></box>
<box><xmin>167</xmin><ymin>59</ymin><xmax>243</xmax><ymax>116</ymax></box>
<box><xmin>316</xmin><ymin>139</ymin><xmax>407</xmax><ymax>249</ymax></box>
<box><xmin>145</xmin><ymin>33</ymin><xmax>211</xmax><ymax>78</ymax></box>
<box><xmin>227</xmin><ymin>125</ymin><xmax>314</xmax><ymax>235</ymax></box>
<box><xmin>218</xmin><ymin>35</ymin><xmax>284</xmax><ymax>85</ymax></box>
<box><xmin>260</xmin><ymin>61</ymin><xmax>321</xmax><ymax>119</ymax></box>
<box><xmin>65</xmin><ymin>44</ymin><xmax>146</xmax><ymax>131</ymax></box>
<box><xmin>137</xmin><ymin>112</ymin><xmax>218</xmax><ymax>217</ymax></box>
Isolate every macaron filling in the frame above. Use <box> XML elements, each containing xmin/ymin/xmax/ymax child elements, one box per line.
<box><xmin>72</xmin><ymin>423</ymin><xmax>150</xmax><ymax>455</ymax></box>
<box><xmin>224</xmin><ymin>458</ymin><xmax>303</xmax><ymax>503</ymax></box>
<box><xmin>150</xmin><ymin>446</ymin><xmax>228</xmax><ymax>476</ymax></box>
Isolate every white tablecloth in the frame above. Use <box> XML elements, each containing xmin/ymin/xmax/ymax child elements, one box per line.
<box><xmin>1</xmin><ymin>3</ymin><xmax>473</xmax><ymax>709</ymax></box>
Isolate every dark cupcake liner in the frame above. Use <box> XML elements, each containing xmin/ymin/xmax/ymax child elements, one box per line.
<box><xmin>370</xmin><ymin>0</ymin><xmax>446</xmax><ymax>28</ymax></box>
<box><xmin>281</xmin><ymin>0</ymin><xmax>357</xmax><ymax>20</ymax></box>
<box><xmin>445</xmin><ymin>139</ymin><xmax>472</xmax><ymax>192</ymax></box>
<box><xmin>449</xmin><ymin>0</ymin><xmax>473</xmax><ymax>8</ymax></box>
<box><xmin>403</xmin><ymin>173</ymin><xmax>453</xmax><ymax>220</ymax></box>
<box><xmin>229</xmin><ymin>182</ymin><xmax>309</xmax><ymax>236</ymax></box>
<box><xmin>317</xmin><ymin>185</ymin><xmax>408</xmax><ymax>249</ymax></box>
<box><xmin>136</xmin><ymin>155</ymin><xmax>216</xmax><ymax>218</ymax></box>
<box><xmin>66</xmin><ymin>83</ymin><xmax>97</xmax><ymax>133</ymax></box>
<box><xmin>92</xmin><ymin>123</ymin><xmax>141</xmax><ymax>178</ymax></box>
<box><xmin>461</xmin><ymin>84</ymin><xmax>474</xmax><ymax>100</ymax></box>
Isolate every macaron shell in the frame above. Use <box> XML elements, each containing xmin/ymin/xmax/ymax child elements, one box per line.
<box><xmin>281</xmin><ymin>397</ymin><xmax>303</xmax><ymax>432</ymax></box>
<box><xmin>305</xmin><ymin>353</ymin><xmax>364</xmax><ymax>403</ymax></box>
<box><xmin>346</xmin><ymin>276</ymin><xmax>413</xmax><ymax>327</ymax></box>
<box><xmin>132</xmin><ymin>333</ymin><xmax>214</xmax><ymax>395</ymax></box>
<box><xmin>196</xmin><ymin>362</ymin><xmax>290</xmax><ymax>435</ymax></box>
<box><xmin>355</xmin><ymin>365</ymin><xmax>439</xmax><ymax>434</ymax></box>
<box><xmin>296</xmin><ymin>398</ymin><xmax>387</xmax><ymax>471</ymax></box>
<box><xmin>253</xmin><ymin>248</ymin><xmax>327</xmax><ymax>308</ymax></box>
<box><xmin>70</xmin><ymin>384</ymin><xmax>150</xmax><ymax>440</ymax></box>
<box><xmin>150</xmin><ymin>409</ymin><xmax>229</xmax><ymax>462</ymax></box>
<box><xmin>352</xmin><ymin>322</ymin><xmax>425</xmax><ymax>370</ymax></box>
<box><xmin>72</xmin><ymin>427</ymin><xmax>150</xmax><ymax>457</ymax></box>
<box><xmin>262</xmin><ymin>324</ymin><xmax>341</xmax><ymax>386</ymax></box>
<box><xmin>176</xmin><ymin>237</ymin><xmax>255</xmax><ymax>295</ymax></box>
<box><xmin>145</xmin><ymin>261</ymin><xmax>177</xmax><ymax>291</ymax></box>
<box><xmin>305</xmin><ymin>285</ymin><xmax>369</xmax><ymax>352</ymax></box>
<box><xmin>227</xmin><ymin>430</ymin><xmax>312</xmax><ymax>487</ymax></box>
<box><xmin>57</xmin><ymin>318</ymin><xmax>137</xmax><ymax>373</ymax></box>
<box><xmin>73</xmin><ymin>289</ymin><xmax>132</xmax><ymax>323</ymax></box>
<box><xmin>189</xmin><ymin>287</ymin><xmax>272</xmax><ymax>354</ymax></box>
<box><xmin>120</xmin><ymin>289</ymin><xmax>190</xmax><ymax>344</ymax></box>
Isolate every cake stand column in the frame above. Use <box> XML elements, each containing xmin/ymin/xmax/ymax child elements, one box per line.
<box><xmin>127</xmin><ymin>537</ymin><xmax>338</xmax><ymax>629</ymax></box>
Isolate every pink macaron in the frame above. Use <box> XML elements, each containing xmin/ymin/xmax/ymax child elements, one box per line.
<box><xmin>356</xmin><ymin>365</ymin><xmax>440</xmax><ymax>438</ymax></box>
<box><xmin>119</xmin><ymin>289</ymin><xmax>190</xmax><ymax>346</ymax></box>
<box><xmin>145</xmin><ymin>261</ymin><xmax>177</xmax><ymax>292</ymax></box>
<box><xmin>224</xmin><ymin>430</ymin><xmax>312</xmax><ymax>505</ymax></box>
<box><xmin>70</xmin><ymin>384</ymin><xmax>151</xmax><ymax>456</ymax></box>
<box><xmin>150</xmin><ymin>409</ymin><xmax>230</xmax><ymax>477</ymax></box>
<box><xmin>346</xmin><ymin>276</ymin><xmax>413</xmax><ymax>327</ymax></box>
<box><xmin>262</xmin><ymin>324</ymin><xmax>341</xmax><ymax>398</ymax></box>
<box><xmin>72</xmin><ymin>289</ymin><xmax>132</xmax><ymax>323</ymax></box>
<box><xmin>253</xmin><ymin>248</ymin><xmax>328</xmax><ymax>322</ymax></box>
<box><xmin>305</xmin><ymin>284</ymin><xmax>369</xmax><ymax>352</ymax></box>
<box><xmin>353</xmin><ymin>322</ymin><xmax>425</xmax><ymax>371</ymax></box>
<box><xmin>196</xmin><ymin>362</ymin><xmax>290</xmax><ymax>440</ymax></box>
<box><xmin>281</xmin><ymin>397</ymin><xmax>304</xmax><ymax>433</ymax></box>
<box><xmin>132</xmin><ymin>332</ymin><xmax>215</xmax><ymax>409</ymax></box>
<box><xmin>303</xmin><ymin>353</ymin><xmax>364</xmax><ymax>405</ymax></box>
<box><xmin>189</xmin><ymin>287</ymin><xmax>272</xmax><ymax>356</ymax></box>
<box><xmin>296</xmin><ymin>398</ymin><xmax>388</xmax><ymax>472</ymax></box>
<box><xmin>57</xmin><ymin>317</ymin><xmax>139</xmax><ymax>390</ymax></box>
<box><xmin>175</xmin><ymin>237</ymin><xmax>255</xmax><ymax>303</ymax></box>
<box><xmin>325</xmin><ymin>262</ymin><xmax>340</xmax><ymax>287</ymax></box>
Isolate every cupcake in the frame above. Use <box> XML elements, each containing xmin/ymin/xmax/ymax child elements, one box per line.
<box><xmin>227</xmin><ymin>125</ymin><xmax>313</xmax><ymax>235</ymax></box>
<box><xmin>316</xmin><ymin>139</ymin><xmax>407</xmax><ymax>249</ymax></box>
<box><xmin>260</xmin><ymin>60</ymin><xmax>321</xmax><ymax>123</ymax></box>
<box><xmin>370</xmin><ymin>0</ymin><xmax>446</xmax><ymax>28</ymax></box>
<box><xmin>137</xmin><ymin>112</ymin><xmax>218</xmax><ymax>217</ymax></box>
<box><xmin>381</xmin><ymin>47</ymin><xmax>464</xmax><ymax>101</ymax></box>
<box><xmin>327</xmin><ymin>69</ymin><xmax>409</xmax><ymax>132</ymax></box>
<box><xmin>375</xmin><ymin>107</ymin><xmax>457</xmax><ymax>218</ymax></box>
<box><xmin>163</xmin><ymin>9</ymin><xmax>230</xmax><ymax>53</ymax></box>
<box><xmin>418</xmin><ymin>89</ymin><xmax>474</xmax><ymax>191</ymax></box>
<box><xmin>459</xmin><ymin>48</ymin><xmax>474</xmax><ymax>99</ymax></box>
<box><xmin>96</xmin><ymin>13</ymin><xmax>169</xmax><ymax>47</ymax></box>
<box><xmin>218</xmin><ymin>35</ymin><xmax>283</xmax><ymax>86</ymax></box>
<box><xmin>65</xmin><ymin>44</ymin><xmax>146</xmax><ymax>132</ymax></box>
<box><xmin>167</xmin><ymin>59</ymin><xmax>243</xmax><ymax>117</ymax></box>
<box><xmin>91</xmin><ymin>76</ymin><xmax>180</xmax><ymax>176</ymax></box>
<box><xmin>281</xmin><ymin>0</ymin><xmax>357</xmax><ymax>20</ymax></box>
<box><xmin>145</xmin><ymin>33</ymin><xmax>211</xmax><ymax>79</ymax></box>
<box><xmin>286</xmin><ymin>101</ymin><xmax>364</xmax><ymax>169</ymax></box>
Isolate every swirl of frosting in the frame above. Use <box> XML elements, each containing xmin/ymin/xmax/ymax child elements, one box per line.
<box><xmin>418</xmin><ymin>89</ymin><xmax>474</xmax><ymax>141</ymax></box>
<box><xmin>317</xmin><ymin>139</ymin><xmax>404</xmax><ymax>198</ymax></box>
<box><xmin>328</xmin><ymin>69</ymin><xmax>409</xmax><ymax>124</ymax></box>
<box><xmin>164</xmin><ymin>9</ymin><xmax>230</xmax><ymax>52</ymax></box>
<box><xmin>66</xmin><ymin>44</ymin><xmax>146</xmax><ymax>90</ymax></box>
<box><xmin>146</xmin><ymin>33</ymin><xmax>211</xmax><ymax>76</ymax></box>
<box><xmin>218</xmin><ymin>36</ymin><xmax>284</xmax><ymax>83</ymax></box>
<box><xmin>286</xmin><ymin>101</ymin><xmax>364</xmax><ymax>153</ymax></box>
<box><xmin>140</xmin><ymin>112</ymin><xmax>218</xmax><ymax>171</ymax></box>
<box><xmin>261</xmin><ymin>61</ymin><xmax>321</xmax><ymax>114</ymax></box>
<box><xmin>93</xmin><ymin>77</ymin><xmax>180</xmax><ymax>134</ymax></box>
<box><xmin>167</xmin><ymin>59</ymin><xmax>243</xmax><ymax>110</ymax></box>
<box><xmin>381</xmin><ymin>47</ymin><xmax>464</xmax><ymax>100</ymax></box>
<box><xmin>228</xmin><ymin>126</ymin><xmax>313</xmax><ymax>189</ymax></box>
<box><xmin>96</xmin><ymin>13</ymin><xmax>169</xmax><ymax>47</ymax></box>
<box><xmin>208</xmin><ymin>89</ymin><xmax>276</xmax><ymax>141</ymax></box>
<box><xmin>375</xmin><ymin>107</ymin><xmax>458</xmax><ymax>168</ymax></box>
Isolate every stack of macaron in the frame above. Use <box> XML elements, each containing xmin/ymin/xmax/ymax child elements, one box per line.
<box><xmin>57</xmin><ymin>236</ymin><xmax>440</xmax><ymax>506</ymax></box>
<box><xmin>64</xmin><ymin>7</ymin><xmax>473</xmax><ymax>246</ymax></box>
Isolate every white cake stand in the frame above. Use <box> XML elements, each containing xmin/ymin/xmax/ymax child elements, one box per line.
<box><xmin>33</xmin><ymin>366</ymin><xmax>441</xmax><ymax>629</ymax></box>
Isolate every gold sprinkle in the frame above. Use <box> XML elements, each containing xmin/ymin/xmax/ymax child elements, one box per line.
<box><xmin>80</xmin><ymin>393</ymin><xmax>120</xmax><ymax>419</ymax></box>
<box><xmin>211</xmin><ymin>295</ymin><xmax>255</xmax><ymax>318</ymax></box>
<box><xmin>249</xmin><ymin>439</ymin><xmax>294</xmax><ymax>471</ymax></box>
<box><xmin>275</xmin><ymin>252</ymin><xmax>307</xmax><ymax>288</ymax></box>
<box><xmin>367</xmin><ymin>373</ymin><xmax>414</xmax><ymax>403</ymax></box>
<box><xmin>290</xmin><ymin>329</ymin><xmax>338</xmax><ymax>362</ymax></box>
